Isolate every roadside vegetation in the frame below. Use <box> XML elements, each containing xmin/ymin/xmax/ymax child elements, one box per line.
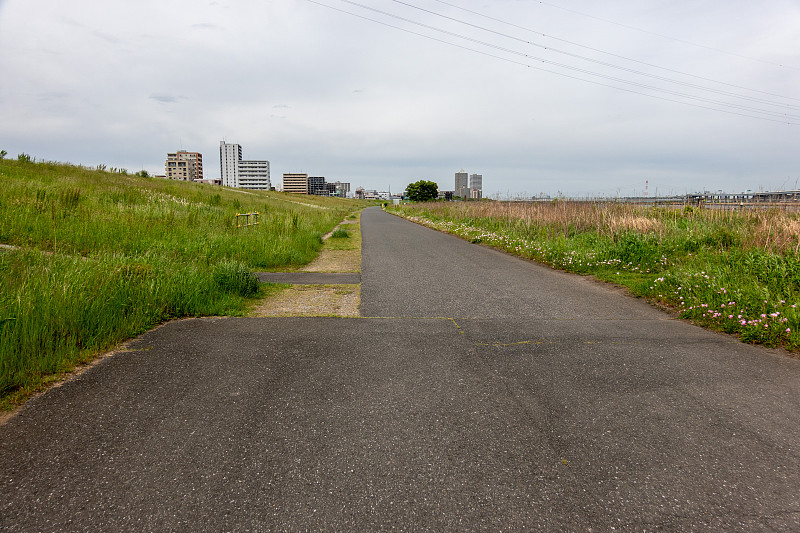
<box><xmin>388</xmin><ymin>200</ymin><xmax>800</xmax><ymax>353</ymax></box>
<box><xmin>0</xmin><ymin>157</ymin><xmax>364</xmax><ymax>408</ymax></box>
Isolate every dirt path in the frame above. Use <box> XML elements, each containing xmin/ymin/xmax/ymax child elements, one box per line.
<box><xmin>251</xmin><ymin>216</ymin><xmax>362</xmax><ymax>317</ymax></box>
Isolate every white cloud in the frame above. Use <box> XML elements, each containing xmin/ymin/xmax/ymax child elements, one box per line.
<box><xmin>0</xmin><ymin>0</ymin><xmax>798</xmax><ymax>196</ymax></box>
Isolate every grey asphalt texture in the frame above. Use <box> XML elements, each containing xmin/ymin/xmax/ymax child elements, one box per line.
<box><xmin>257</xmin><ymin>272</ymin><xmax>361</xmax><ymax>284</ymax></box>
<box><xmin>2</xmin><ymin>206</ymin><xmax>799</xmax><ymax>531</ymax></box>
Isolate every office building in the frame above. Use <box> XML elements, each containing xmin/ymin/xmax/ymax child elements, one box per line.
<box><xmin>455</xmin><ymin>170</ymin><xmax>469</xmax><ymax>198</ymax></box>
<box><xmin>308</xmin><ymin>176</ymin><xmax>326</xmax><ymax>196</ymax></box>
<box><xmin>219</xmin><ymin>141</ymin><xmax>271</xmax><ymax>190</ymax></box>
<box><xmin>165</xmin><ymin>150</ymin><xmax>203</xmax><ymax>182</ymax></box>
<box><xmin>283</xmin><ymin>173</ymin><xmax>309</xmax><ymax>194</ymax></box>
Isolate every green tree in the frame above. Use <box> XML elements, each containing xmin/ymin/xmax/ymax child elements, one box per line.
<box><xmin>0</xmin><ymin>150</ymin><xmax>7</xmax><ymax>159</ymax></box>
<box><xmin>405</xmin><ymin>180</ymin><xmax>439</xmax><ymax>202</ymax></box>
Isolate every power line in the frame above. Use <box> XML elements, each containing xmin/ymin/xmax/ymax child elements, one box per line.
<box><xmin>535</xmin><ymin>0</ymin><xmax>798</xmax><ymax>71</ymax></box>
<box><xmin>388</xmin><ymin>0</ymin><xmax>800</xmax><ymax>111</ymax></box>
<box><xmin>427</xmin><ymin>0</ymin><xmax>800</xmax><ymax>104</ymax></box>
<box><xmin>338</xmin><ymin>0</ymin><xmax>800</xmax><ymax>121</ymax></box>
<box><xmin>304</xmin><ymin>0</ymin><xmax>799</xmax><ymax>125</ymax></box>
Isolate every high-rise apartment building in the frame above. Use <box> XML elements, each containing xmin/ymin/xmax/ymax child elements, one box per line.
<box><xmin>455</xmin><ymin>170</ymin><xmax>469</xmax><ymax>198</ymax></box>
<box><xmin>470</xmin><ymin>173</ymin><xmax>483</xmax><ymax>199</ymax></box>
<box><xmin>165</xmin><ymin>150</ymin><xmax>203</xmax><ymax>182</ymax></box>
<box><xmin>283</xmin><ymin>173</ymin><xmax>309</xmax><ymax>194</ymax></box>
<box><xmin>469</xmin><ymin>173</ymin><xmax>482</xmax><ymax>192</ymax></box>
<box><xmin>219</xmin><ymin>141</ymin><xmax>271</xmax><ymax>190</ymax></box>
<box><xmin>220</xmin><ymin>142</ymin><xmax>241</xmax><ymax>187</ymax></box>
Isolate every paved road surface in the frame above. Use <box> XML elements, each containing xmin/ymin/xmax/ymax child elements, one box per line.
<box><xmin>2</xmin><ymin>206</ymin><xmax>799</xmax><ymax>531</ymax></box>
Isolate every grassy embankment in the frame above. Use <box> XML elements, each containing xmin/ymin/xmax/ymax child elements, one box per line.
<box><xmin>0</xmin><ymin>158</ymin><xmax>364</xmax><ymax>408</ymax></box>
<box><xmin>388</xmin><ymin>200</ymin><xmax>800</xmax><ymax>353</ymax></box>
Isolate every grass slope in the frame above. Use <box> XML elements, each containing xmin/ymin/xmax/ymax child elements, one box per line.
<box><xmin>0</xmin><ymin>158</ymin><xmax>364</xmax><ymax>408</ymax></box>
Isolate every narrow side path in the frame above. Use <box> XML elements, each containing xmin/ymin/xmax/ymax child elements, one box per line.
<box><xmin>252</xmin><ymin>212</ymin><xmax>362</xmax><ymax>317</ymax></box>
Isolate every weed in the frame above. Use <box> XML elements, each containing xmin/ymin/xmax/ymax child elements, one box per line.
<box><xmin>213</xmin><ymin>260</ymin><xmax>260</xmax><ymax>297</ymax></box>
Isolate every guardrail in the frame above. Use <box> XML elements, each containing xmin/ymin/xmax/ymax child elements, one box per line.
<box><xmin>235</xmin><ymin>212</ymin><xmax>259</xmax><ymax>228</ymax></box>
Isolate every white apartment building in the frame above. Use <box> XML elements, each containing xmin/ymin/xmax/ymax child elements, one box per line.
<box><xmin>219</xmin><ymin>141</ymin><xmax>271</xmax><ymax>190</ymax></box>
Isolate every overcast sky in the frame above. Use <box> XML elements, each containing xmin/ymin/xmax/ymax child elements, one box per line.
<box><xmin>1</xmin><ymin>0</ymin><xmax>798</xmax><ymax>197</ymax></box>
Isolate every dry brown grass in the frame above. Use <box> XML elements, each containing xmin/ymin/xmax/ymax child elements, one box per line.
<box><xmin>406</xmin><ymin>201</ymin><xmax>800</xmax><ymax>255</ymax></box>
<box><xmin>419</xmin><ymin>201</ymin><xmax>665</xmax><ymax>238</ymax></box>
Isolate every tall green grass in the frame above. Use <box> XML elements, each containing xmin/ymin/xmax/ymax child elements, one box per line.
<box><xmin>0</xmin><ymin>158</ymin><xmax>364</xmax><ymax>407</ymax></box>
<box><xmin>388</xmin><ymin>201</ymin><xmax>800</xmax><ymax>352</ymax></box>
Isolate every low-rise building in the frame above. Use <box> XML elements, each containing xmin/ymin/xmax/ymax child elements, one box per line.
<box><xmin>165</xmin><ymin>150</ymin><xmax>203</xmax><ymax>182</ymax></box>
<box><xmin>283</xmin><ymin>173</ymin><xmax>309</xmax><ymax>194</ymax></box>
<box><xmin>330</xmin><ymin>181</ymin><xmax>351</xmax><ymax>198</ymax></box>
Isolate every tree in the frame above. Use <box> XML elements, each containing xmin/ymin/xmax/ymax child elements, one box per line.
<box><xmin>405</xmin><ymin>180</ymin><xmax>439</xmax><ymax>202</ymax></box>
<box><xmin>0</xmin><ymin>150</ymin><xmax>7</xmax><ymax>159</ymax></box>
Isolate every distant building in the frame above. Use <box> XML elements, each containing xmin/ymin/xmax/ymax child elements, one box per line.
<box><xmin>219</xmin><ymin>141</ymin><xmax>271</xmax><ymax>189</ymax></box>
<box><xmin>238</xmin><ymin>159</ymin><xmax>270</xmax><ymax>189</ymax></box>
<box><xmin>283</xmin><ymin>173</ymin><xmax>309</xmax><ymax>194</ymax></box>
<box><xmin>329</xmin><ymin>181</ymin><xmax>350</xmax><ymax>198</ymax></box>
<box><xmin>455</xmin><ymin>170</ymin><xmax>469</xmax><ymax>198</ymax></box>
<box><xmin>165</xmin><ymin>150</ymin><xmax>203</xmax><ymax>182</ymax></box>
<box><xmin>308</xmin><ymin>176</ymin><xmax>326</xmax><ymax>195</ymax></box>
<box><xmin>438</xmin><ymin>190</ymin><xmax>454</xmax><ymax>201</ymax></box>
<box><xmin>282</xmin><ymin>174</ymin><xmax>350</xmax><ymax>196</ymax></box>
<box><xmin>470</xmin><ymin>188</ymin><xmax>482</xmax><ymax>199</ymax></box>
<box><xmin>470</xmin><ymin>173</ymin><xmax>482</xmax><ymax>193</ymax></box>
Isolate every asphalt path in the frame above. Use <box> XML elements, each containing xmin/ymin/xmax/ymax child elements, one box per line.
<box><xmin>2</xmin><ymin>206</ymin><xmax>799</xmax><ymax>531</ymax></box>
